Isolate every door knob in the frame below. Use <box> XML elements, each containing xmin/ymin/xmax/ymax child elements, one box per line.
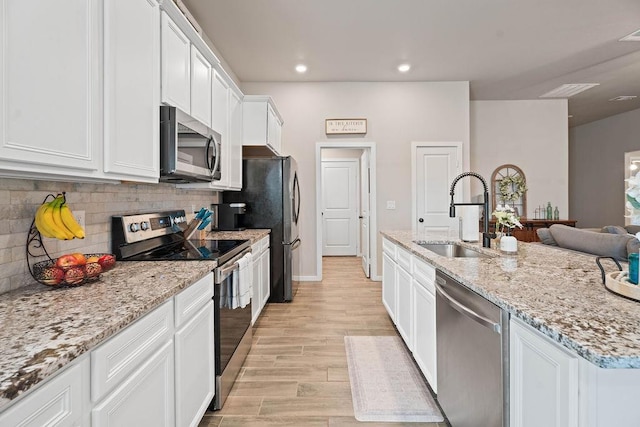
<box><xmin>418</xmin><ymin>218</ymin><xmax>424</xmax><ymax>223</ymax></box>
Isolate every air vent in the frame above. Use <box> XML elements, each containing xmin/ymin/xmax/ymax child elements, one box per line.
<box><xmin>540</xmin><ymin>83</ymin><xmax>600</xmax><ymax>98</ymax></box>
<box><xmin>609</xmin><ymin>95</ymin><xmax>638</xmax><ymax>101</ymax></box>
<box><xmin>620</xmin><ymin>28</ymin><xmax>640</xmax><ymax>42</ymax></box>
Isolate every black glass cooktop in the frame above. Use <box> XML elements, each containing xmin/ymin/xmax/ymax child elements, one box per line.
<box><xmin>123</xmin><ymin>239</ymin><xmax>249</xmax><ymax>262</ymax></box>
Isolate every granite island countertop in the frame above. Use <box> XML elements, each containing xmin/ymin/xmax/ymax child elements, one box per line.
<box><xmin>0</xmin><ymin>229</ymin><xmax>269</xmax><ymax>411</ymax></box>
<box><xmin>382</xmin><ymin>230</ymin><xmax>640</xmax><ymax>369</ymax></box>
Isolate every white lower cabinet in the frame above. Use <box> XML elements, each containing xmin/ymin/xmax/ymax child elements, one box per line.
<box><xmin>175</xmin><ymin>302</ymin><xmax>215</xmax><ymax>427</ymax></box>
<box><xmin>510</xmin><ymin>317</ymin><xmax>580</xmax><ymax>427</ymax></box>
<box><xmin>259</xmin><ymin>247</ymin><xmax>271</xmax><ymax>309</ymax></box>
<box><xmin>0</xmin><ymin>357</ymin><xmax>89</xmax><ymax>427</ymax></box>
<box><xmin>395</xmin><ymin>264</ymin><xmax>413</xmax><ymax>350</ymax></box>
<box><xmin>251</xmin><ymin>236</ymin><xmax>271</xmax><ymax>324</ymax></box>
<box><xmin>382</xmin><ymin>252</ymin><xmax>397</xmax><ymax>322</ymax></box>
<box><xmin>412</xmin><ymin>279</ymin><xmax>437</xmax><ymax>392</ymax></box>
<box><xmin>92</xmin><ymin>340</ymin><xmax>175</xmax><ymax>426</ymax></box>
<box><xmin>510</xmin><ymin>317</ymin><xmax>640</xmax><ymax>427</ymax></box>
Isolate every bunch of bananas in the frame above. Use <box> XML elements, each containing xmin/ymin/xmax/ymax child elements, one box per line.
<box><xmin>34</xmin><ymin>194</ymin><xmax>85</xmax><ymax>240</ymax></box>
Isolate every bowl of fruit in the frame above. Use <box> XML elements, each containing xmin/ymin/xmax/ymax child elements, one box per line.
<box><xmin>31</xmin><ymin>253</ymin><xmax>116</xmax><ymax>287</ymax></box>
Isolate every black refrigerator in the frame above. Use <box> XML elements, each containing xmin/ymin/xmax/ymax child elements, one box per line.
<box><xmin>223</xmin><ymin>156</ymin><xmax>300</xmax><ymax>302</ymax></box>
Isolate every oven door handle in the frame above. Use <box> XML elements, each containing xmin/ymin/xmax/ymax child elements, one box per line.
<box><xmin>215</xmin><ymin>249</ymin><xmax>252</xmax><ymax>283</ymax></box>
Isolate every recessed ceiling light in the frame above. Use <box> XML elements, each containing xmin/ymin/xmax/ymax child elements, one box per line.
<box><xmin>540</xmin><ymin>83</ymin><xmax>600</xmax><ymax>98</ymax></box>
<box><xmin>397</xmin><ymin>63</ymin><xmax>411</xmax><ymax>73</ymax></box>
<box><xmin>620</xmin><ymin>28</ymin><xmax>640</xmax><ymax>42</ymax></box>
<box><xmin>295</xmin><ymin>64</ymin><xmax>307</xmax><ymax>73</ymax></box>
<box><xmin>609</xmin><ymin>95</ymin><xmax>638</xmax><ymax>102</ymax></box>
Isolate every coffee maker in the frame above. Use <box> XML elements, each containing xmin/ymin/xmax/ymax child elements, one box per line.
<box><xmin>211</xmin><ymin>203</ymin><xmax>246</xmax><ymax>231</ymax></box>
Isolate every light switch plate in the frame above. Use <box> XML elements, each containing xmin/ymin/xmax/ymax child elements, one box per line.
<box><xmin>386</xmin><ymin>201</ymin><xmax>396</xmax><ymax>210</ymax></box>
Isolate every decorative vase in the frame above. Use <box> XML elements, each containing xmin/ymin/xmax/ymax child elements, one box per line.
<box><xmin>500</xmin><ymin>234</ymin><xmax>518</xmax><ymax>254</ymax></box>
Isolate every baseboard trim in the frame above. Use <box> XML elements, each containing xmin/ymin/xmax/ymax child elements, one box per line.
<box><xmin>295</xmin><ymin>275</ymin><xmax>321</xmax><ymax>281</ymax></box>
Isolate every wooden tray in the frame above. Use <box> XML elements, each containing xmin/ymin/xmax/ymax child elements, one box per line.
<box><xmin>604</xmin><ymin>271</ymin><xmax>640</xmax><ymax>302</ymax></box>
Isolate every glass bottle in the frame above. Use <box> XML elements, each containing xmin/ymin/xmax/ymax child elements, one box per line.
<box><xmin>554</xmin><ymin>206</ymin><xmax>560</xmax><ymax>220</ymax></box>
<box><xmin>546</xmin><ymin>202</ymin><xmax>553</xmax><ymax>220</ymax></box>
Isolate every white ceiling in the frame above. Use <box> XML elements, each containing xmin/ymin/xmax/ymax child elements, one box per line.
<box><xmin>180</xmin><ymin>0</ymin><xmax>640</xmax><ymax>127</ymax></box>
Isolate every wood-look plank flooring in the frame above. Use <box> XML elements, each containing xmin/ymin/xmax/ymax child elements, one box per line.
<box><xmin>199</xmin><ymin>256</ymin><xmax>448</xmax><ymax>427</ymax></box>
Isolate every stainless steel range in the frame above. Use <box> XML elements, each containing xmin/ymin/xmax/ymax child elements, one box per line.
<box><xmin>111</xmin><ymin>210</ymin><xmax>253</xmax><ymax>410</ymax></box>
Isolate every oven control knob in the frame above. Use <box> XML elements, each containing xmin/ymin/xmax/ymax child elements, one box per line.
<box><xmin>140</xmin><ymin>221</ymin><xmax>150</xmax><ymax>231</ymax></box>
<box><xmin>129</xmin><ymin>223</ymin><xmax>140</xmax><ymax>233</ymax></box>
<box><xmin>173</xmin><ymin>217</ymin><xmax>182</xmax><ymax>224</ymax></box>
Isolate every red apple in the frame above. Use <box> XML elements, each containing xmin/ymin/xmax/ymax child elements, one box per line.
<box><xmin>98</xmin><ymin>254</ymin><xmax>116</xmax><ymax>271</ymax></box>
<box><xmin>56</xmin><ymin>254</ymin><xmax>81</xmax><ymax>269</ymax></box>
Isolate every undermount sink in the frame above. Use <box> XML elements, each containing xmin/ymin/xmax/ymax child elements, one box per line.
<box><xmin>415</xmin><ymin>242</ymin><xmax>489</xmax><ymax>258</ymax></box>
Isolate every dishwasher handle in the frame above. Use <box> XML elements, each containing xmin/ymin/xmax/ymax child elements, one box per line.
<box><xmin>435</xmin><ymin>279</ymin><xmax>501</xmax><ymax>334</ymax></box>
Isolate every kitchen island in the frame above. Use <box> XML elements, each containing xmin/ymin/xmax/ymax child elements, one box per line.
<box><xmin>382</xmin><ymin>230</ymin><xmax>640</xmax><ymax>368</ymax></box>
<box><xmin>0</xmin><ymin>229</ymin><xmax>269</xmax><ymax>416</ymax></box>
<box><xmin>382</xmin><ymin>230</ymin><xmax>640</xmax><ymax>426</ymax></box>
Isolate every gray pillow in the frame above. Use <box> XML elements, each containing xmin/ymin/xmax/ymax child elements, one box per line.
<box><xmin>537</xmin><ymin>228</ymin><xmax>558</xmax><ymax>246</ymax></box>
<box><xmin>601</xmin><ymin>225</ymin><xmax>628</xmax><ymax>235</ymax></box>
<box><xmin>549</xmin><ymin>224</ymin><xmax>633</xmax><ymax>261</ymax></box>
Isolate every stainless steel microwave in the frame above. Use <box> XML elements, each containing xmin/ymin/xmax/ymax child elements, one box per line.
<box><xmin>160</xmin><ymin>105</ymin><xmax>221</xmax><ymax>183</ymax></box>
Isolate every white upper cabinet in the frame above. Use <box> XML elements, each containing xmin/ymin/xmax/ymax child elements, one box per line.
<box><xmin>161</xmin><ymin>11</ymin><xmax>191</xmax><ymax>114</ymax></box>
<box><xmin>227</xmin><ymin>89</ymin><xmax>243</xmax><ymax>190</ymax></box>
<box><xmin>243</xmin><ymin>95</ymin><xmax>283</xmax><ymax>155</ymax></box>
<box><xmin>211</xmin><ymin>71</ymin><xmax>230</xmax><ymax>136</ymax></box>
<box><xmin>189</xmin><ymin>45</ymin><xmax>212</xmax><ymax>128</ymax></box>
<box><xmin>0</xmin><ymin>0</ymin><xmax>102</xmax><ymax>179</ymax></box>
<box><xmin>103</xmin><ymin>0</ymin><xmax>160</xmax><ymax>182</ymax></box>
<box><xmin>267</xmin><ymin>103</ymin><xmax>282</xmax><ymax>154</ymax></box>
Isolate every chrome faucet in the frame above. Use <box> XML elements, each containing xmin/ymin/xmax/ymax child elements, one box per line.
<box><xmin>449</xmin><ymin>172</ymin><xmax>495</xmax><ymax>248</ymax></box>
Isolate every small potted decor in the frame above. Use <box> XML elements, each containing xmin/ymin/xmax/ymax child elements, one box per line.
<box><xmin>492</xmin><ymin>204</ymin><xmax>523</xmax><ymax>254</ymax></box>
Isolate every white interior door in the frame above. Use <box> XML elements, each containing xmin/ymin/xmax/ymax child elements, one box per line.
<box><xmin>322</xmin><ymin>160</ymin><xmax>358</xmax><ymax>256</ymax></box>
<box><xmin>359</xmin><ymin>151</ymin><xmax>370</xmax><ymax>277</ymax></box>
<box><xmin>415</xmin><ymin>145</ymin><xmax>461</xmax><ymax>233</ymax></box>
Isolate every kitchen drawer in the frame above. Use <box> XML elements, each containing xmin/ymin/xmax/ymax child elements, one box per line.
<box><xmin>91</xmin><ymin>300</ymin><xmax>174</xmax><ymax>402</ymax></box>
<box><xmin>396</xmin><ymin>245</ymin><xmax>412</xmax><ymax>272</ymax></box>
<box><xmin>174</xmin><ymin>272</ymin><xmax>213</xmax><ymax>328</ymax></box>
<box><xmin>382</xmin><ymin>238</ymin><xmax>396</xmax><ymax>259</ymax></box>
<box><xmin>413</xmin><ymin>256</ymin><xmax>436</xmax><ymax>294</ymax></box>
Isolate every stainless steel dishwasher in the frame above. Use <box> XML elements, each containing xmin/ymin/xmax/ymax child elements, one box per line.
<box><xmin>435</xmin><ymin>270</ymin><xmax>509</xmax><ymax>427</ymax></box>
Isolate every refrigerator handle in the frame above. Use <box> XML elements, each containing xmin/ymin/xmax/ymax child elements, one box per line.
<box><xmin>293</xmin><ymin>172</ymin><xmax>301</xmax><ymax>224</ymax></box>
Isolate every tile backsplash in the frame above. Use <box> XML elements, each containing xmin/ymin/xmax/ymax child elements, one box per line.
<box><xmin>0</xmin><ymin>178</ymin><xmax>220</xmax><ymax>295</ymax></box>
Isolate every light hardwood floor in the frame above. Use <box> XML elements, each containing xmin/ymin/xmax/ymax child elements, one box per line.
<box><xmin>199</xmin><ymin>256</ymin><xmax>448</xmax><ymax>427</ymax></box>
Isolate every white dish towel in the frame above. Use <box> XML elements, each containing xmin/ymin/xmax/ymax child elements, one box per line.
<box><xmin>231</xmin><ymin>252</ymin><xmax>253</xmax><ymax>309</ymax></box>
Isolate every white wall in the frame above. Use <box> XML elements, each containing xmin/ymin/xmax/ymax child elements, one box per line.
<box><xmin>242</xmin><ymin>82</ymin><xmax>470</xmax><ymax>279</ymax></box>
<box><xmin>570</xmin><ymin>107</ymin><xmax>640</xmax><ymax>227</ymax></box>
<box><xmin>470</xmin><ymin>100</ymin><xmax>569</xmax><ymax>219</ymax></box>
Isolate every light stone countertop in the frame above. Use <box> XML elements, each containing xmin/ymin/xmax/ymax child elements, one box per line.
<box><xmin>381</xmin><ymin>230</ymin><xmax>640</xmax><ymax>369</ymax></box>
<box><xmin>0</xmin><ymin>229</ymin><xmax>269</xmax><ymax>411</ymax></box>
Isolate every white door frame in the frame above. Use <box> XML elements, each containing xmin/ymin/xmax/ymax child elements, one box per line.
<box><xmin>316</xmin><ymin>142</ymin><xmax>379</xmax><ymax>281</ymax></box>
<box><xmin>411</xmin><ymin>141</ymin><xmax>465</xmax><ymax>233</ymax></box>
